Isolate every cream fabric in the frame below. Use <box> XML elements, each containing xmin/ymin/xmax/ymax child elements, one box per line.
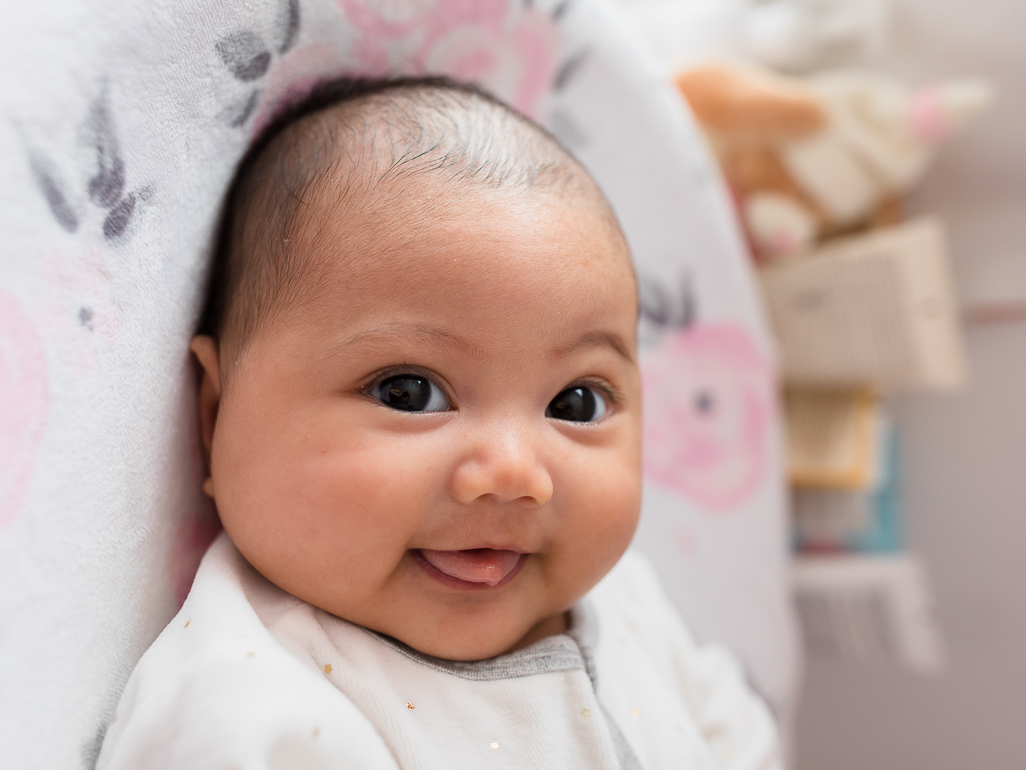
<box><xmin>0</xmin><ymin>2</ymin><xmax>796</xmax><ymax>766</ymax></box>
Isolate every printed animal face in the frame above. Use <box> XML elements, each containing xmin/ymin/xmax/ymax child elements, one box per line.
<box><xmin>642</xmin><ymin>323</ymin><xmax>773</xmax><ymax>512</ymax></box>
<box><xmin>193</xmin><ymin>179</ymin><xmax>642</xmax><ymax>660</ymax></box>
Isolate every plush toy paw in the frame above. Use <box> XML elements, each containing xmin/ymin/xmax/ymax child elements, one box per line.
<box><xmin>743</xmin><ymin>191</ymin><xmax>817</xmax><ymax>260</ymax></box>
<box><xmin>676</xmin><ymin>62</ymin><xmax>991</xmax><ymax>259</ymax></box>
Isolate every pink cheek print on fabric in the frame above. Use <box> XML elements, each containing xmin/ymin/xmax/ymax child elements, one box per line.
<box><xmin>0</xmin><ymin>289</ymin><xmax>49</xmax><ymax>528</ymax></box>
<box><xmin>642</xmin><ymin>323</ymin><xmax>775</xmax><ymax>513</ymax></box>
<box><xmin>168</xmin><ymin>509</ymin><xmax>222</xmax><ymax>608</ymax></box>
<box><xmin>337</xmin><ymin>0</ymin><xmax>556</xmax><ymax>118</ymax></box>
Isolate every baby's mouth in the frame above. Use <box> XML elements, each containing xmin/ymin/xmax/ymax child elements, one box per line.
<box><xmin>414</xmin><ymin>548</ymin><xmax>525</xmax><ymax>587</ymax></box>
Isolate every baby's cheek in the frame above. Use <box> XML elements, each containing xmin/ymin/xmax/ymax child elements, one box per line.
<box><xmin>217</xmin><ymin>440</ymin><xmax>417</xmax><ymax>613</ymax></box>
<box><xmin>212</xmin><ymin>428</ymin><xmax>351</xmax><ymax>566</ymax></box>
<box><xmin>557</xmin><ymin>454</ymin><xmax>641</xmax><ymax>591</ymax></box>
<box><xmin>595</xmin><ymin>469</ymin><xmax>643</xmax><ymax>550</ymax></box>
<box><xmin>601</xmin><ymin>422</ymin><xmax>644</xmax><ymax>543</ymax></box>
<box><xmin>282</xmin><ymin>443</ymin><xmax>422</xmax><ymax>543</ymax></box>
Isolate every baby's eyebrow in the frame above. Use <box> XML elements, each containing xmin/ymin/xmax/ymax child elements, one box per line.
<box><xmin>332</xmin><ymin>323</ymin><xmax>486</xmax><ymax>359</ymax></box>
<box><xmin>555</xmin><ymin>330</ymin><xmax>634</xmax><ymax>364</ymax></box>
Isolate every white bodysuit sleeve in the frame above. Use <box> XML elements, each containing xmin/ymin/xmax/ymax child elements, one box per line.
<box><xmin>613</xmin><ymin>552</ymin><xmax>785</xmax><ymax>770</ymax></box>
<box><xmin>97</xmin><ymin>633</ymin><xmax>399</xmax><ymax>770</ymax></box>
<box><xmin>97</xmin><ymin>535</ymin><xmax>399</xmax><ymax>770</ymax></box>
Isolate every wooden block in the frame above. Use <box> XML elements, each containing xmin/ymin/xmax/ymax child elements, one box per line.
<box><xmin>785</xmin><ymin>387</ymin><xmax>878</xmax><ymax>489</ymax></box>
<box><xmin>760</xmin><ymin>216</ymin><xmax>967</xmax><ymax>390</ymax></box>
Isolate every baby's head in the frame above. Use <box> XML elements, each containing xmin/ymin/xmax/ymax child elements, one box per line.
<box><xmin>192</xmin><ymin>78</ymin><xmax>642</xmax><ymax>660</ymax></box>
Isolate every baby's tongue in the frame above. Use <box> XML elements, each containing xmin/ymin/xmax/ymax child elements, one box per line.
<box><xmin>418</xmin><ymin>548</ymin><xmax>522</xmax><ymax>586</ymax></box>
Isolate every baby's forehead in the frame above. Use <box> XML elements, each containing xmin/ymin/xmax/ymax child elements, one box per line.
<box><xmin>291</xmin><ymin>181</ymin><xmax>637</xmax><ymax>357</ymax></box>
<box><xmin>277</xmin><ymin>121</ymin><xmax>628</xmax><ymax>270</ymax></box>
<box><xmin>248</xmin><ymin>90</ymin><xmax>609</xmax><ymax>251</ymax></box>
<box><xmin>308</xmin><ymin>174</ymin><xmax>624</xmax><ymax>271</ymax></box>
<box><xmin>268</xmin><ymin>87</ymin><xmax>562</xmax><ymax>183</ymax></box>
<box><xmin>212</xmin><ymin>79</ymin><xmax>631</xmax><ymax>357</ymax></box>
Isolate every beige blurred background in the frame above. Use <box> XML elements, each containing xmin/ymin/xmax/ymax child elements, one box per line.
<box><xmin>615</xmin><ymin>1</ymin><xmax>1026</xmax><ymax>767</ymax></box>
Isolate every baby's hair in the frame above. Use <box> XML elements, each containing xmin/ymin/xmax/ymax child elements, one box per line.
<box><xmin>199</xmin><ymin>76</ymin><xmax>623</xmax><ymax>373</ymax></box>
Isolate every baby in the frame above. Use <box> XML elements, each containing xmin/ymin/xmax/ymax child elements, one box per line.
<box><xmin>99</xmin><ymin>78</ymin><xmax>780</xmax><ymax>769</ymax></box>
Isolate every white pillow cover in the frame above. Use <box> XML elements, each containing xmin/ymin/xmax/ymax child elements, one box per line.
<box><xmin>0</xmin><ymin>1</ymin><xmax>797</xmax><ymax>766</ymax></box>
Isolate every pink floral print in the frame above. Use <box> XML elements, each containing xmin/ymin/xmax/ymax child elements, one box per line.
<box><xmin>0</xmin><ymin>289</ymin><xmax>48</xmax><ymax>527</ymax></box>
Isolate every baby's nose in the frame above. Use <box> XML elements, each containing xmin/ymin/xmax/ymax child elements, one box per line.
<box><xmin>450</xmin><ymin>421</ymin><xmax>553</xmax><ymax>507</ymax></box>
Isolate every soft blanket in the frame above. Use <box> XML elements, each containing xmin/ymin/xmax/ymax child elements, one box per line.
<box><xmin>0</xmin><ymin>1</ymin><xmax>796</xmax><ymax>767</ymax></box>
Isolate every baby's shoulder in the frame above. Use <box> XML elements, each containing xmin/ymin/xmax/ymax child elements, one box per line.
<box><xmin>587</xmin><ymin>549</ymin><xmax>691</xmax><ymax>644</ymax></box>
<box><xmin>592</xmin><ymin>549</ymin><xmax>670</xmax><ymax>604</ymax></box>
<box><xmin>585</xmin><ymin>551</ymin><xmax>784</xmax><ymax>770</ymax></box>
<box><xmin>587</xmin><ymin>549</ymin><xmax>758</xmax><ymax>699</ymax></box>
<box><xmin>97</xmin><ymin>534</ymin><xmax>397</xmax><ymax>770</ymax></box>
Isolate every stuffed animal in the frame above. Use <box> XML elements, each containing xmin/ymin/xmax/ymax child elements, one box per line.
<box><xmin>676</xmin><ymin>63</ymin><xmax>992</xmax><ymax>261</ymax></box>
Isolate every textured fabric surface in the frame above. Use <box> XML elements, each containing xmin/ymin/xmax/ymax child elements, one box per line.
<box><xmin>0</xmin><ymin>1</ymin><xmax>797</xmax><ymax>767</ymax></box>
<box><xmin>98</xmin><ymin>536</ymin><xmax>781</xmax><ymax>770</ymax></box>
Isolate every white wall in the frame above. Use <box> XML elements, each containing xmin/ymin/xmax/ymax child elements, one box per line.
<box><xmin>876</xmin><ymin>0</ymin><xmax>1026</xmax><ymax>310</ymax></box>
<box><xmin>797</xmin><ymin>322</ymin><xmax>1026</xmax><ymax>769</ymax></box>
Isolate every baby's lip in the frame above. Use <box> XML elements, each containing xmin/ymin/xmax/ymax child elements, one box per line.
<box><xmin>413</xmin><ymin>548</ymin><xmax>526</xmax><ymax>588</ymax></box>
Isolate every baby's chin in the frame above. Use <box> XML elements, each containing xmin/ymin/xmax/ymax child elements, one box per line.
<box><xmin>379</xmin><ymin>610</ymin><xmax>569</xmax><ymax>662</ymax></box>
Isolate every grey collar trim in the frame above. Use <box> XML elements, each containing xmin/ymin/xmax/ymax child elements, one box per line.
<box><xmin>361</xmin><ymin>601</ymin><xmax>642</xmax><ymax>770</ymax></box>
<box><xmin>363</xmin><ymin>599</ymin><xmax>597</xmax><ymax>682</ymax></box>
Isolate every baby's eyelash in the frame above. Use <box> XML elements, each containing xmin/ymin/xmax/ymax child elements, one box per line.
<box><xmin>361</xmin><ymin>365</ymin><xmax>452</xmax><ymax>398</ymax></box>
<box><xmin>571</xmin><ymin>377</ymin><xmax>624</xmax><ymax>409</ymax></box>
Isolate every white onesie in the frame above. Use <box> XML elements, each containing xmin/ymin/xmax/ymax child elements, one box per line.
<box><xmin>98</xmin><ymin>534</ymin><xmax>781</xmax><ymax>769</ymax></box>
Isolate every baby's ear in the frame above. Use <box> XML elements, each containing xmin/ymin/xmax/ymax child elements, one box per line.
<box><xmin>189</xmin><ymin>336</ymin><xmax>222</xmax><ymax>480</ymax></box>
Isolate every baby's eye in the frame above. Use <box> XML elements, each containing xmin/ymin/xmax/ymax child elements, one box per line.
<box><xmin>546</xmin><ymin>386</ymin><xmax>608</xmax><ymax>423</ymax></box>
<box><xmin>373</xmin><ymin>375</ymin><xmax>450</xmax><ymax>413</ymax></box>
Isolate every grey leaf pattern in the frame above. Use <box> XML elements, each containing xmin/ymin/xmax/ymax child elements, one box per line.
<box><xmin>28</xmin><ymin>150</ymin><xmax>78</xmax><ymax>232</ymax></box>
<box><xmin>554</xmin><ymin>49</ymin><xmax>589</xmax><ymax>91</ymax></box>
<box><xmin>81</xmin><ymin>88</ymin><xmax>126</xmax><ymax>209</ymax></box>
<box><xmin>553</xmin><ymin>0</ymin><xmax>577</xmax><ymax>21</ymax></box>
<box><xmin>78</xmin><ymin>307</ymin><xmax>94</xmax><ymax>330</ymax></box>
<box><xmin>219</xmin><ymin>4</ymin><xmax>303</xmax><ymax>129</ymax></box>
<box><xmin>278</xmin><ymin>0</ymin><xmax>300</xmax><ymax>54</ymax></box>
<box><xmin>216</xmin><ymin>31</ymin><xmax>272</xmax><ymax>82</ymax></box>
<box><xmin>640</xmin><ymin>273</ymin><xmax>696</xmax><ymax>329</ymax></box>
<box><xmin>102</xmin><ymin>190</ymin><xmax>136</xmax><ymax>240</ymax></box>
<box><xmin>222</xmin><ymin>89</ymin><xmax>261</xmax><ymax>128</ymax></box>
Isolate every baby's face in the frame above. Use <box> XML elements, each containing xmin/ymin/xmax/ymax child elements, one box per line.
<box><xmin>195</xmin><ymin>179</ymin><xmax>642</xmax><ymax>660</ymax></box>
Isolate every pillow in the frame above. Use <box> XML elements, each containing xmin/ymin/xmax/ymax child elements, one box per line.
<box><xmin>0</xmin><ymin>0</ymin><xmax>797</xmax><ymax>765</ymax></box>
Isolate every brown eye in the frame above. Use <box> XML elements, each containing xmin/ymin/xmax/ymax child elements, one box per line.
<box><xmin>374</xmin><ymin>375</ymin><xmax>449</xmax><ymax>413</ymax></box>
<box><xmin>546</xmin><ymin>386</ymin><xmax>608</xmax><ymax>423</ymax></box>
